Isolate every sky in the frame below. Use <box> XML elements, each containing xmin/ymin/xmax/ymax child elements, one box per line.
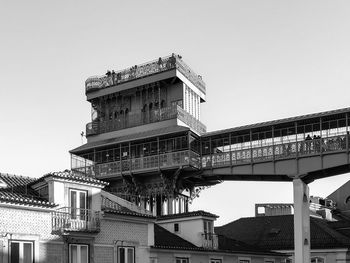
<box><xmin>1</xmin><ymin>0</ymin><xmax>350</xmax><ymax>225</ymax></box>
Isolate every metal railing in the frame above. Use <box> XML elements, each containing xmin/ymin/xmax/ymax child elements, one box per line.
<box><xmin>92</xmin><ymin>150</ymin><xmax>191</xmax><ymax>178</ymax></box>
<box><xmin>86</xmin><ymin>105</ymin><xmax>206</xmax><ymax>136</ymax></box>
<box><xmin>202</xmin><ymin>232</ymin><xmax>219</xmax><ymax>249</ymax></box>
<box><xmin>202</xmin><ymin>134</ymin><xmax>348</xmax><ymax>168</ymax></box>
<box><xmin>85</xmin><ymin>54</ymin><xmax>206</xmax><ymax>94</ymax></box>
<box><xmin>52</xmin><ymin>207</ymin><xmax>100</xmax><ymax>233</ymax></box>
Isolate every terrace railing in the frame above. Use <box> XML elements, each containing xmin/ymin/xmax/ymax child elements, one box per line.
<box><xmin>52</xmin><ymin>207</ymin><xmax>100</xmax><ymax>233</ymax></box>
<box><xmin>86</xmin><ymin>105</ymin><xmax>206</xmax><ymax>136</ymax></box>
<box><xmin>85</xmin><ymin>54</ymin><xmax>206</xmax><ymax>94</ymax></box>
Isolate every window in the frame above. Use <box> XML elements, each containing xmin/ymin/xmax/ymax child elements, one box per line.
<box><xmin>239</xmin><ymin>258</ymin><xmax>251</xmax><ymax>263</ymax></box>
<box><xmin>174</xmin><ymin>223</ymin><xmax>179</xmax><ymax>233</ymax></box>
<box><xmin>70</xmin><ymin>189</ymin><xmax>87</xmax><ymax>220</ymax></box>
<box><xmin>283</xmin><ymin>259</ymin><xmax>292</xmax><ymax>263</ymax></box>
<box><xmin>204</xmin><ymin>220</ymin><xmax>213</xmax><ymax>240</ymax></box>
<box><xmin>176</xmin><ymin>258</ymin><xmax>189</xmax><ymax>263</ymax></box>
<box><xmin>118</xmin><ymin>246</ymin><xmax>134</xmax><ymax>263</ymax></box>
<box><xmin>150</xmin><ymin>258</ymin><xmax>158</xmax><ymax>263</ymax></box>
<box><xmin>9</xmin><ymin>240</ymin><xmax>33</xmax><ymax>263</ymax></box>
<box><xmin>69</xmin><ymin>244</ymin><xmax>88</xmax><ymax>263</ymax></box>
<box><xmin>264</xmin><ymin>260</ymin><xmax>275</xmax><ymax>263</ymax></box>
<box><xmin>210</xmin><ymin>259</ymin><xmax>222</xmax><ymax>263</ymax></box>
<box><xmin>311</xmin><ymin>257</ymin><xmax>324</xmax><ymax>263</ymax></box>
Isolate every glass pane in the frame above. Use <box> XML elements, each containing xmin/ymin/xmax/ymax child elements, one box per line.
<box><xmin>71</xmin><ymin>191</ymin><xmax>77</xmax><ymax>219</ymax></box>
<box><xmin>10</xmin><ymin>242</ymin><xmax>20</xmax><ymax>263</ymax></box>
<box><xmin>127</xmin><ymin>248</ymin><xmax>134</xmax><ymax>263</ymax></box>
<box><xmin>70</xmin><ymin>245</ymin><xmax>78</xmax><ymax>263</ymax></box>
<box><xmin>80</xmin><ymin>192</ymin><xmax>86</xmax><ymax>220</ymax></box>
<box><xmin>80</xmin><ymin>246</ymin><xmax>88</xmax><ymax>263</ymax></box>
<box><xmin>119</xmin><ymin>248</ymin><xmax>125</xmax><ymax>263</ymax></box>
<box><xmin>80</xmin><ymin>192</ymin><xmax>86</xmax><ymax>209</ymax></box>
<box><xmin>23</xmin><ymin>243</ymin><xmax>33</xmax><ymax>263</ymax></box>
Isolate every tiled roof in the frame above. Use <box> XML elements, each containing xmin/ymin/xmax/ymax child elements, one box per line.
<box><xmin>215</xmin><ymin>215</ymin><xmax>350</xmax><ymax>250</ymax></box>
<box><xmin>157</xmin><ymin>210</ymin><xmax>219</xmax><ymax>221</ymax></box>
<box><xmin>203</xmin><ymin>107</ymin><xmax>350</xmax><ymax>137</ymax></box>
<box><xmin>0</xmin><ymin>173</ymin><xmax>56</xmax><ymax>208</ymax></box>
<box><xmin>103</xmin><ymin>209</ymin><xmax>155</xmax><ymax>219</ymax></box>
<box><xmin>153</xmin><ymin>224</ymin><xmax>199</xmax><ymax>249</ymax></box>
<box><xmin>153</xmin><ymin>224</ymin><xmax>285</xmax><ymax>256</ymax></box>
<box><xmin>70</xmin><ymin>126</ymin><xmax>189</xmax><ymax>154</ymax></box>
<box><xmin>32</xmin><ymin>170</ymin><xmax>109</xmax><ymax>187</ymax></box>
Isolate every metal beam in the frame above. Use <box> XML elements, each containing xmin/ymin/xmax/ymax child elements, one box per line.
<box><xmin>293</xmin><ymin>178</ymin><xmax>310</xmax><ymax>263</ymax></box>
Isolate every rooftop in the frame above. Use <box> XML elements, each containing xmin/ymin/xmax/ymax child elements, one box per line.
<box><xmin>85</xmin><ymin>53</ymin><xmax>206</xmax><ymax>95</ymax></box>
<box><xmin>156</xmin><ymin>210</ymin><xmax>219</xmax><ymax>221</ymax></box>
<box><xmin>33</xmin><ymin>170</ymin><xmax>109</xmax><ymax>187</ymax></box>
<box><xmin>0</xmin><ymin>173</ymin><xmax>56</xmax><ymax>208</ymax></box>
<box><xmin>215</xmin><ymin>215</ymin><xmax>350</xmax><ymax>250</ymax></box>
<box><xmin>153</xmin><ymin>224</ymin><xmax>285</xmax><ymax>256</ymax></box>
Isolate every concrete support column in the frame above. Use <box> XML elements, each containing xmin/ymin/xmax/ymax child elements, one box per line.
<box><xmin>293</xmin><ymin>178</ymin><xmax>310</xmax><ymax>263</ymax></box>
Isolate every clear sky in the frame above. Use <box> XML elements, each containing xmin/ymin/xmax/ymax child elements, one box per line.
<box><xmin>1</xmin><ymin>0</ymin><xmax>350</xmax><ymax>225</ymax></box>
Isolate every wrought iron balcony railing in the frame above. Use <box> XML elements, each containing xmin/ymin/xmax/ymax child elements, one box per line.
<box><xmin>202</xmin><ymin>232</ymin><xmax>219</xmax><ymax>250</ymax></box>
<box><xmin>51</xmin><ymin>207</ymin><xmax>100</xmax><ymax>233</ymax></box>
<box><xmin>86</xmin><ymin>105</ymin><xmax>206</xmax><ymax>136</ymax></box>
<box><xmin>73</xmin><ymin>150</ymin><xmax>200</xmax><ymax>179</ymax></box>
<box><xmin>85</xmin><ymin>54</ymin><xmax>206</xmax><ymax>94</ymax></box>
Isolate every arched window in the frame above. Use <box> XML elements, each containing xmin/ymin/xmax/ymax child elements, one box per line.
<box><xmin>345</xmin><ymin>196</ymin><xmax>350</xmax><ymax>204</ymax></box>
<box><xmin>161</xmin><ymin>100</ymin><xmax>165</xmax><ymax>108</ymax></box>
<box><xmin>149</xmin><ymin>103</ymin><xmax>153</xmax><ymax>111</ymax></box>
<box><xmin>311</xmin><ymin>257</ymin><xmax>325</xmax><ymax>263</ymax></box>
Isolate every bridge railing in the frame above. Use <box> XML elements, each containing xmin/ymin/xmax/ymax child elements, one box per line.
<box><xmin>202</xmin><ymin>134</ymin><xmax>348</xmax><ymax>168</ymax></box>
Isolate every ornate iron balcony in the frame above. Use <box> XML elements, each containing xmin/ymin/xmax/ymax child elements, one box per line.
<box><xmin>51</xmin><ymin>207</ymin><xmax>100</xmax><ymax>233</ymax></box>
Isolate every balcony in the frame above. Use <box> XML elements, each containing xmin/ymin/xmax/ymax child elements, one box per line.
<box><xmin>201</xmin><ymin>232</ymin><xmax>219</xmax><ymax>250</ymax></box>
<box><xmin>73</xmin><ymin>150</ymin><xmax>200</xmax><ymax>179</ymax></box>
<box><xmin>85</xmin><ymin>54</ymin><xmax>206</xmax><ymax>95</ymax></box>
<box><xmin>86</xmin><ymin>105</ymin><xmax>206</xmax><ymax>136</ymax></box>
<box><xmin>52</xmin><ymin>207</ymin><xmax>100</xmax><ymax>233</ymax></box>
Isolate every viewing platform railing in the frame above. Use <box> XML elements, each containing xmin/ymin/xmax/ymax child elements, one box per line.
<box><xmin>52</xmin><ymin>207</ymin><xmax>100</xmax><ymax>233</ymax></box>
<box><xmin>201</xmin><ymin>134</ymin><xmax>348</xmax><ymax>169</ymax></box>
<box><xmin>85</xmin><ymin>54</ymin><xmax>206</xmax><ymax>94</ymax></box>
<box><xmin>73</xmin><ymin>150</ymin><xmax>200</xmax><ymax>178</ymax></box>
<box><xmin>86</xmin><ymin>105</ymin><xmax>206</xmax><ymax>136</ymax></box>
<box><xmin>73</xmin><ymin>132</ymin><xmax>349</xmax><ymax>179</ymax></box>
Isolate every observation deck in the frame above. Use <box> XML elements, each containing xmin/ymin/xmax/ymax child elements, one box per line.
<box><xmin>72</xmin><ymin>107</ymin><xmax>350</xmax><ymax>185</ymax></box>
<box><xmin>85</xmin><ymin>54</ymin><xmax>206</xmax><ymax>98</ymax></box>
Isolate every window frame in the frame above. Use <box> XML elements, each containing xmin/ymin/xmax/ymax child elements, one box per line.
<box><xmin>238</xmin><ymin>257</ymin><xmax>251</xmax><ymax>263</ymax></box>
<box><xmin>175</xmin><ymin>257</ymin><xmax>189</xmax><ymax>263</ymax></box>
<box><xmin>210</xmin><ymin>259</ymin><xmax>222</xmax><ymax>263</ymax></box>
<box><xmin>118</xmin><ymin>246</ymin><xmax>135</xmax><ymax>263</ymax></box>
<box><xmin>69</xmin><ymin>243</ymin><xmax>89</xmax><ymax>263</ymax></box>
<box><xmin>311</xmin><ymin>256</ymin><xmax>325</xmax><ymax>263</ymax></box>
<box><xmin>9</xmin><ymin>240</ymin><xmax>34</xmax><ymax>263</ymax></box>
<box><xmin>69</xmin><ymin>188</ymin><xmax>88</xmax><ymax>220</ymax></box>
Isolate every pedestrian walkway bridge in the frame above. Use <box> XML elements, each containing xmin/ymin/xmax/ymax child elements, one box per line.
<box><xmin>71</xmin><ymin>107</ymin><xmax>350</xmax><ymax>186</ymax></box>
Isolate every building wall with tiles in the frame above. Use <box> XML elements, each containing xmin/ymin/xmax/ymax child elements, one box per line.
<box><xmin>0</xmin><ymin>205</ymin><xmax>64</xmax><ymax>263</ymax></box>
<box><xmin>94</xmin><ymin>217</ymin><xmax>151</xmax><ymax>262</ymax></box>
<box><xmin>96</xmin><ymin>218</ymin><xmax>149</xmax><ymax>246</ymax></box>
